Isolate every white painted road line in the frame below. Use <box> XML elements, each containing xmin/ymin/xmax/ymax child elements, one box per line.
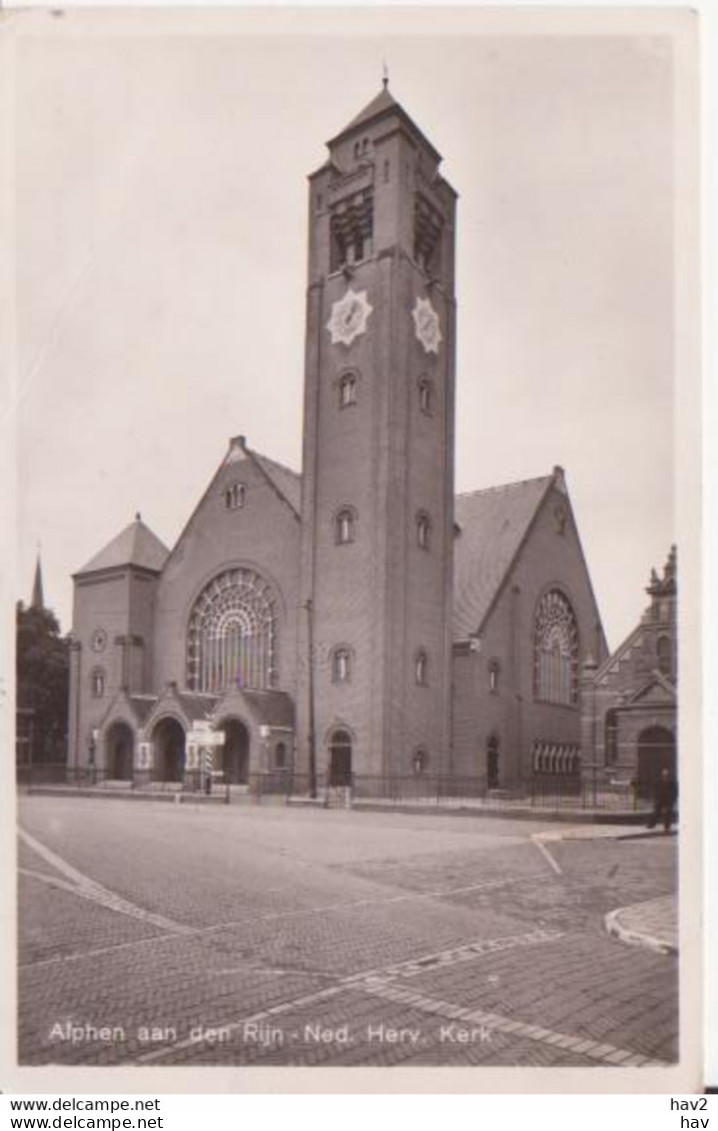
<box><xmin>135</xmin><ymin>927</ymin><xmax>567</xmax><ymax>1064</ymax></box>
<box><xmin>361</xmin><ymin>979</ymin><xmax>668</xmax><ymax>1068</ymax></box>
<box><xmin>18</xmin><ymin>828</ymin><xmax>193</xmax><ymax>936</ymax></box>
<box><xmin>531</xmin><ymin>834</ymin><xmax>563</xmax><ymax>875</ymax></box>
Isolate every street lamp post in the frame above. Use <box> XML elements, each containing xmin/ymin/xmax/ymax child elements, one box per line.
<box><xmin>303</xmin><ymin>598</ymin><xmax>318</xmax><ymax>799</ymax></box>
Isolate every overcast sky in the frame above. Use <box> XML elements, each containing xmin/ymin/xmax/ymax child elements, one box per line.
<box><xmin>13</xmin><ymin>10</ymin><xmax>685</xmax><ymax>651</ymax></box>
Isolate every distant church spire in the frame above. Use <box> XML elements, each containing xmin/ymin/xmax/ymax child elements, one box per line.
<box><xmin>31</xmin><ymin>549</ymin><xmax>44</xmax><ymax>610</ymax></box>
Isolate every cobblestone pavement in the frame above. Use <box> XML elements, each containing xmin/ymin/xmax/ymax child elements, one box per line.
<box><xmin>17</xmin><ymin>796</ymin><xmax>678</xmax><ymax>1069</ymax></box>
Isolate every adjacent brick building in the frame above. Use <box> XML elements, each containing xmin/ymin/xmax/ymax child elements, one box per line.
<box><xmin>68</xmin><ymin>85</ymin><xmax>615</xmax><ymax>792</ymax></box>
<box><xmin>580</xmin><ymin>547</ymin><xmax>677</xmax><ymax>797</ymax></box>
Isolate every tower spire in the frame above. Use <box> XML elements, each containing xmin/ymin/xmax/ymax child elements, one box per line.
<box><xmin>382</xmin><ymin>58</ymin><xmax>389</xmax><ymax>90</ymax></box>
<box><xmin>31</xmin><ymin>548</ymin><xmax>44</xmax><ymax>610</ymax></box>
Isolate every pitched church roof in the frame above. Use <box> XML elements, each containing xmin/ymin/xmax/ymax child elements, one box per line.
<box><xmin>328</xmin><ymin>82</ymin><xmax>442</xmax><ymax>164</ymax></box>
<box><xmin>453</xmin><ymin>473</ymin><xmax>555</xmax><ymax>642</ymax></box>
<box><xmin>251</xmin><ymin>452</ymin><xmax>301</xmax><ymax>516</ymax></box>
<box><xmin>343</xmin><ymin>86</ymin><xmax>398</xmax><ymax>134</ymax></box>
<box><xmin>76</xmin><ymin>514</ymin><xmax>170</xmax><ymax>577</ymax></box>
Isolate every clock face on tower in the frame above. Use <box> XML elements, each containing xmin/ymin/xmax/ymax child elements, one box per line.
<box><xmin>412</xmin><ymin>296</ymin><xmax>443</xmax><ymax>354</ymax></box>
<box><xmin>327</xmin><ymin>288</ymin><xmax>373</xmax><ymax>347</ymax></box>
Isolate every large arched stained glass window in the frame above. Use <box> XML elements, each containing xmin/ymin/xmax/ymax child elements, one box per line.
<box><xmin>186</xmin><ymin>568</ymin><xmax>277</xmax><ymax>693</ymax></box>
<box><xmin>533</xmin><ymin>589</ymin><xmax>579</xmax><ymax>706</ymax></box>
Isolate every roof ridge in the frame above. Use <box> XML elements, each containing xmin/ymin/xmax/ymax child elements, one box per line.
<box><xmin>456</xmin><ymin>474</ymin><xmax>553</xmax><ymax>501</ymax></box>
<box><xmin>592</xmin><ymin>621</ymin><xmax>645</xmax><ymax>679</ymax></box>
<box><xmin>252</xmin><ymin>450</ymin><xmax>300</xmax><ymax>479</ymax></box>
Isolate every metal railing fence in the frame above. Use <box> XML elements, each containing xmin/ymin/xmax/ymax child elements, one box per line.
<box><xmin>17</xmin><ymin>765</ymin><xmax>648</xmax><ymax>813</ymax></box>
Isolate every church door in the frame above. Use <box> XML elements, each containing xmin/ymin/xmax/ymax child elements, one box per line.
<box><xmin>152</xmin><ymin>717</ymin><xmax>186</xmax><ymax>782</ymax></box>
<box><xmin>636</xmin><ymin>726</ymin><xmax>676</xmax><ymax>798</ymax></box>
<box><xmin>222</xmin><ymin>719</ymin><xmax>250</xmax><ymax>784</ymax></box>
<box><xmin>487</xmin><ymin>735</ymin><xmax>500</xmax><ymax>789</ymax></box>
<box><xmin>329</xmin><ymin>730</ymin><xmax>353</xmax><ymax>786</ymax></box>
<box><xmin>105</xmin><ymin>721</ymin><xmax>134</xmax><ymax>780</ymax></box>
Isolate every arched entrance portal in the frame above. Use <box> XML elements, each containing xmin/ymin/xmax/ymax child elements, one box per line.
<box><xmin>105</xmin><ymin>721</ymin><xmax>134</xmax><ymax>780</ymax></box>
<box><xmin>221</xmin><ymin>719</ymin><xmax>250</xmax><ymax>784</ymax></box>
<box><xmin>637</xmin><ymin>726</ymin><xmax>676</xmax><ymax>798</ymax></box>
<box><xmin>329</xmin><ymin>729</ymin><xmax>352</xmax><ymax>786</ymax></box>
<box><xmin>152</xmin><ymin>717</ymin><xmax>186</xmax><ymax>783</ymax></box>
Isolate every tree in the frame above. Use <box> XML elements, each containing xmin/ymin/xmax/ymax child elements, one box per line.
<box><xmin>16</xmin><ymin>601</ymin><xmax>69</xmax><ymax>763</ymax></box>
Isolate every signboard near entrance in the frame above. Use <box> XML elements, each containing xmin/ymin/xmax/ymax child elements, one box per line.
<box><xmin>188</xmin><ymin>726</ymin><xmax>225</xmax><ymax>747</ymax></box>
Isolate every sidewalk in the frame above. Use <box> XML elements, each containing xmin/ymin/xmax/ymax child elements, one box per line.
<box><xmin>605</xmin><ymin>894</ymin><xmax>678</xmax><ymax>956</ymax></box>
<box><xmin>24</xmin><ymin>783</ymin><xmax>652</xmax><ymax>823</ymax></box>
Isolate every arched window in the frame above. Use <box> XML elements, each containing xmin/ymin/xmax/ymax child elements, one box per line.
<box><xmin>657</xmin><ymin>635</ymin><xmax>673</xmax><ymax>677</ymax></box>
<box><xmin>416</xmin><ymin>511</ymin><xmax>431</xmax><ymax>551</ymax></box>
<box><xmin>91</xmin><ymin>668</ymin><xmax>105</xmax><ymax>698</ymax></box>
<box><xmin>223</xmin><ymin>483</ymin><xmax>245</xmax><ymax>510</ymax></box>
<box><xmin>418</xmin><ymin>378</ymin><xmax>433</xmax><ymax>415</ymax></box>
<box><xmin>339</xmin><ymin>372</ymin><xmax>358</xmax><ymax>409</ymax></box>
<box><xmin>332</xmin><ymin>647</ymin><xmax>352</xmax><ymax>684</ymax></box>
<box><xmin>533</xmin><ymin>589</ymin><xmax>579</xmax><ymax>705</ymax></box>
<box><xmin>605</xmin><ymin>709</ymin><xmax>618</xmax><ymax>766</ymax></box>
<box><xmin>488</xmin><ymin>660</ymin><xmax>500</xmax><ymax>694</ymax></box>
<box><xmin>335</xmin><ymin>507</ymin><xmax>356</xmax><ymax>545</ymax></box>
<box><xmin>415</xmin><ymin>649</ymin><xmax>428</xmax><ymax>686</ymax></box>
<box><xmin>186</xmin><ymin>568</ymin><xmax>277</xmax><ymax>693</ymax></box>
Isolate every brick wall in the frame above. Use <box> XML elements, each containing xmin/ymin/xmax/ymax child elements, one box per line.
<box><xmin>298</xmin><ymin>115</ymin><xmax>456</xmax><ymax>781</ymax></box>
<box><xmin>451</xmin><ymin>484</ymin><xmax>607</xmax><ymax>784</ymax></box>
<box><xmin>153</xmin><ymin>449</ymin><xmax>301</xmax><ymax>700</ymax></box>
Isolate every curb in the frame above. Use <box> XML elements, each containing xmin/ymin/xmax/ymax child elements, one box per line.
<box><xmin>310</xmin><ymin>799</ymin><xmax>650</xmax><ymax>825</ymax></box>
<box><xmin>23</xmin><ymin>786</ymin><xmax>653</xmax><ymax>824</ymax></box>
<box><xmin>605</xmin><ymin>902</ymin><xmax>678</xmax><ymax>957</ymax></box>
<box><xmin>24</xmin><ymin>786</ymin><xmax>228</xmax><ymax>805</ymax></box>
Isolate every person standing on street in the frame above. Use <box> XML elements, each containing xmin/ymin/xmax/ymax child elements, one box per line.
<box><xmin>648</xmin><ymin>766</ymin><xmax>678</xmax><ymax>833</ymax></box>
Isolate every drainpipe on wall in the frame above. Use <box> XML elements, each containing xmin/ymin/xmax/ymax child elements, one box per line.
<box><xmin>304</xmin><ymin>598</ymin><xmax>317</xmax><ymax>799</ymax></box>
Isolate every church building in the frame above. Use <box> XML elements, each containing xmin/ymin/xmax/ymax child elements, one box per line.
<box><xmin>68</xmin><ymin>85</ymin><xmax>610</xmax><ymax>793</ymax></box>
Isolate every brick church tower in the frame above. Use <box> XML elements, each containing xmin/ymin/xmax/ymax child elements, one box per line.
<box><xmin>297</xmin><ymin>83</ymin><xmax>457</xmax><ymax>784</ymax></box>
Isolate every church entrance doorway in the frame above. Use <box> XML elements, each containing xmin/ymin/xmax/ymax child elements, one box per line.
<box><xmin>329</xmin><ymin>729</ymin><xmax>352</xmax><ymax>786</ymax></box>
<box><xmin>152</xmin><ymin>717</ymin><xmax>186</xmax><ymax>782</ymax></box>
<box><xmin>105</xmin><ymin>721</ymin><xmax>134</xmax><ymax>780</ymax></box>
<box><xmin>487</xmin><ymin>734</ymin><xmax>500</xmax><ymax>789</ymax></box>
<box><xmin>636</xmin><ymin>726</ymin><xmax>676</xmax><ymax>798</ymax></box>
<box><xmin>221</xmin><ymin>719</ymin><xmax>250</xmax><ymax>784</ymax></box>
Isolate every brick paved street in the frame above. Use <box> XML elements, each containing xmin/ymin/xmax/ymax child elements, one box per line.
<box><xmin>17</xmin><ymin>795</ymin><xmax>678</xmax><ymax>1068</ymax></box>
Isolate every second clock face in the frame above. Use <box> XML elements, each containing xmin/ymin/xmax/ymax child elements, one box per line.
<box><xmin>327</xmin><ymin>288</ymin><xmax>373</xmax><ymax>347</ymax></box>
<box><xmin>412</xmin><ymin>296</ymin><xmax>443</xmax><ymax>354</ymax></box>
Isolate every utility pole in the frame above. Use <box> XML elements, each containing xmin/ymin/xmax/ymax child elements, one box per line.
<box><xmin>304</xmin><ymin>598</ymin><xmax>317</xmax><ymax>798</ymax></box>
